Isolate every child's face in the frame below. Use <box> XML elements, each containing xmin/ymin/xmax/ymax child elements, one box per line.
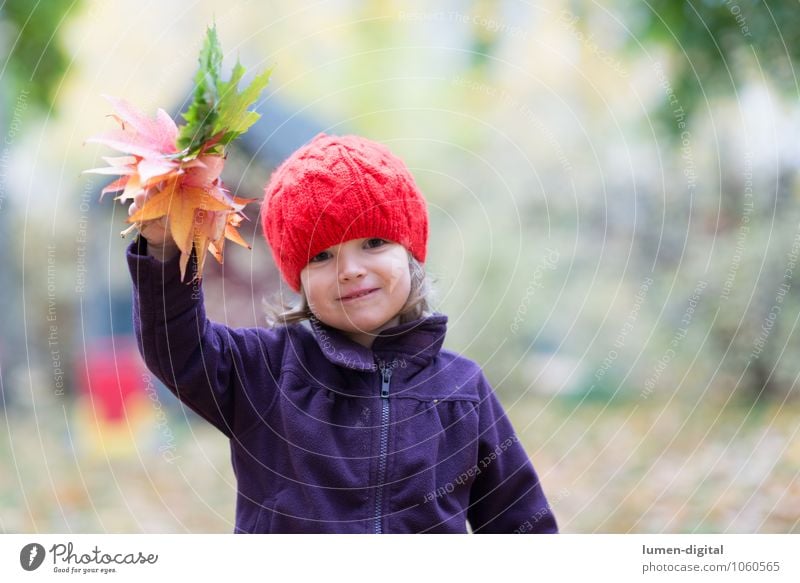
<box><xmin>300</xmin><ymin>237</ymin><xmax>412</xmax><ymax>348</ymax></box>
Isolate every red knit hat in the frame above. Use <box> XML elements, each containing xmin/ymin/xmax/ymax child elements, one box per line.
<box><xmin>261</xmin><ymin>133</ymin><xmax>428</xmax><ymax>292</ymax></box>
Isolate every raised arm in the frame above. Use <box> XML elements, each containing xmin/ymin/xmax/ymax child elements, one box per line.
<box><xmin>128</xmin><ymin>232</ymin><xmax>281</xmax><ymax>438</ymax></box>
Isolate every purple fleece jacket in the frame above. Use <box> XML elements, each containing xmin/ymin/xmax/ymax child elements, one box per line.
<box><xmin>127</xmin><ymin>237</ymin><xmax>558</xmax><ymax>534</ymax></box>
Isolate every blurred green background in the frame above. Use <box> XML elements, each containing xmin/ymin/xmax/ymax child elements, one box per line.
<box><xmin>1</xmin><ymin>0</ymin><xmax>798</xmax><ymax>533</ymax></box>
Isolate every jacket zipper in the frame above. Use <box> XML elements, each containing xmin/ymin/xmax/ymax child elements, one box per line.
<box><xmin>374</xmin><ymin>362</ymin><xmax>392</xmax><ymax>534</ymax></box>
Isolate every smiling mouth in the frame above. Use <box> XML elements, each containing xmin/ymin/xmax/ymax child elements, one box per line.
<box><xmin>339</xmin><ymin>288</ymin><xmax>379</xmax><ymax>302</ymax></box>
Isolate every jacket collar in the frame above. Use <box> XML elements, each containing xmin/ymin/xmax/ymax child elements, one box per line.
<box><xmin>307</xmin><ymin>312</ymin><xmax>448</xmax><ymax>372</ymax></box>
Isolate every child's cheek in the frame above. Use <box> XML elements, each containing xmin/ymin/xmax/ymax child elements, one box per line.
<box><xmin>300</xmin><ymin>269</ymin><xmax>319</xmax><ymax>297</ymax></box>
<box><xmin>387</xmin><ymin>258</ymin><xmax>408</xmax><ymax>294</ymax></box>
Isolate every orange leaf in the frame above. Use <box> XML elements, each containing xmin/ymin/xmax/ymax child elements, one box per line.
<box><xmin>126</xmin><ymin>185</ymin><xmax>175</xmax><ymax>223</ymax></box>
<box><xmin>179</xmin><ymin>249</ymin><xmax>192</xmax><ymax>283</ymax></box>
<box><xmin>170</xmin><ymin>220</ymin><xmax>194</xmax><ymax>257</ymax></box>
<box><xmin>116</xmin><ymin>174</ymin><xmax>143</xmax><ymax>203</ymax></box>
<box><xmin>167</xmin><ymin>193</ymin><xmax>200</xmax><ymax>255</ymax></box>
<box><xmin>230</xmin><ymin>195</ymin><xmax>258</xmax><ymax>206</ymax></box>
<box><xmin>193</xmin><ymin>232</ymin><xmax>211</xmax><ymax>279</ymax></box>
<box><xmin>180</xmin><ymin>186</ymin><xmax>234</xmax><ymax>211</ymax></box>
<box><xmin>140</xmin><ymin>168</ymin><xmax>183</xmax><ymax>190</ymax></box>
<box><xmin>224</xmin><ymin>224</ymin><xmax>250</xmax><ymax>249</ymax></box>
<box><xmin>208</xmin><ymin>240</ymin><xmax>224</xmax><ymax>263</ymax></box>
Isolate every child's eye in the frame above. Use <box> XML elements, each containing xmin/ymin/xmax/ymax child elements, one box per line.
<box><xmin>365</xmin><ymin>238</ymin><xmax>387</xmax><ymax>248</ymax></box>
<box><xmin>309</xmin><ymin>250</ymin><xmax>331</xmax><ymax>263</ymax></box>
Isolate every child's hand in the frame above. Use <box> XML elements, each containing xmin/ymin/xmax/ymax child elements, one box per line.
<box><xmin>129</xmin><ymin>192</ymin><xmax>179</xmax><ymax>262</ymax></box>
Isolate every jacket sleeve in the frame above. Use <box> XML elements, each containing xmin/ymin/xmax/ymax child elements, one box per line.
<box><xmin>127</xmin><ymin>236</ymin><xmax>281</xmax><ymax>438</ymax></box>
<box><xmin>467</xmin><ymin>374</ymin><xmax>558</xmax><ymax>533</ymax></box>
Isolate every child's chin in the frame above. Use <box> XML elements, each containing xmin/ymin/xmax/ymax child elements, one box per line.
<box><xmin>338</xmin><ymin>312</ymin><xmax>390</xmax><ymax>334</ymax></box>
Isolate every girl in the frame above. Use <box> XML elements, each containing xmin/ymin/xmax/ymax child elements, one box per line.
<box><xmin>127</xmin><ymin>132</ymin><xmax>558</xmax><ymax>534</ymax></box>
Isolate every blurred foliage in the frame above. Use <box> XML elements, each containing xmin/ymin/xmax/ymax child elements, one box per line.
<box><xmin>541</xmin><ymin>1</ymin><xmax>800</xmax><ymax>404</ymax></box>
<box><xmin>1</xmin><ymin>0</ymin><xmax>82</xmax><ymax>112</ymax></box>
<box><xmin>467</xmin><ymin>0</ymin><xmax>502</xmax><ymax>70</ymax></box>
<box><xmin>630</xmin><ymin>0</ymin><xmax>800</xmax><ymax>125</ymax></box>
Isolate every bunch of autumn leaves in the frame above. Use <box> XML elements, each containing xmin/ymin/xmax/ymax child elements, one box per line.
<box><xmin>85</xmin><ymin>27</ymin><xmax>270</xmax><ymax>281</ymax></box>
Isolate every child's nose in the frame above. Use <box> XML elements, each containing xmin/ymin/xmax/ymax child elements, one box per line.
<box><xmin>337</xmin><ymin>251</ymin><xmax>366</xmax><ymax>281</ymax></box>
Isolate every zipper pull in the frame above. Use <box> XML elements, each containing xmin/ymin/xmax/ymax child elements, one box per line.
<box><xmin>380</xmin><ymin>366</ymin><xmax>392</xmax><ymax>398</ymax></box>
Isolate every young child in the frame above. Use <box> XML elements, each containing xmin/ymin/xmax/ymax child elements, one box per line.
<box><xmin>127</xmin><ymin>132</ymin><xmax>558</xmax><ymax>534</ymax></box>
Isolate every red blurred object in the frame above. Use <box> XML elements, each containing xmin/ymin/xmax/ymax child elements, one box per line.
<box><xmin>76</xmin><ymin>336</ymin><xmax>146</xmax><ymax>423</ymax></box>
